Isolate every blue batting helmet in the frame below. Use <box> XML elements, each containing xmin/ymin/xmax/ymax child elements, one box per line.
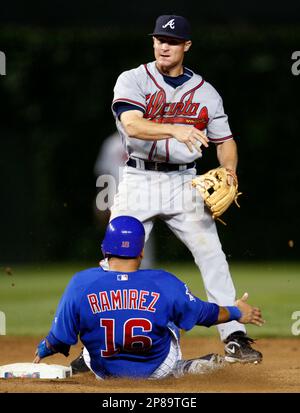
<box><xmin>101</xmin><ymin>216</ymin><xmax>145</xmax><ymax>258</ymax></box>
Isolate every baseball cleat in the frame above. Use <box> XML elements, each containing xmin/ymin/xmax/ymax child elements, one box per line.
<box><xmin>224</xmin><ymin>331</ymin><xmax>263</xmax><ymax>364</ymax></box>
<box><xmin>70</xmin><ymin>350</ymin><xmax>90</xmax><ymax>374</ymax></box>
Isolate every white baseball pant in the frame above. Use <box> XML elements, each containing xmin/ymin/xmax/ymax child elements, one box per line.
<box><xmin>110</xmin><ymin>165</ymin><xmax>246</xmax><ymax>341</ymax></box>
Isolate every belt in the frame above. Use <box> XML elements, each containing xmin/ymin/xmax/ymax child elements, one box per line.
<box><xmin>126</xmin><ymin>158</ymin><xmax>196</xmax><ymax>172</ymax></box>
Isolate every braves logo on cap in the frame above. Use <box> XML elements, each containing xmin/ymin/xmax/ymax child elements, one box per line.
<box><xmin>150</xmin><ymin>15</ymin><xmax>191</xmax><ymax>41</ymax></box>
<box><xmin>162</xmin><ymin>19</ymin><xmax>175</xmax><ymax>29</ymax></box>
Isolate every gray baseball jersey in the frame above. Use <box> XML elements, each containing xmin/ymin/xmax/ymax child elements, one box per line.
<box><xmin>112</xmin><ymin>61</ymin><xmax>233</xmax><ymax>164</ymax></box>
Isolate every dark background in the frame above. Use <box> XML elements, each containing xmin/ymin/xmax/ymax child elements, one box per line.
<box><xmin>0</xmin><ymin>1</ymin><xmax>299</xmax><ymax>264</ymax></box>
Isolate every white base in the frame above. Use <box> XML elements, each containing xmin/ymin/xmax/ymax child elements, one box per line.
<box><xmin>0</xmin><ymin>363</ymin><xmax>72</xmax><ymax>379</ymax></box>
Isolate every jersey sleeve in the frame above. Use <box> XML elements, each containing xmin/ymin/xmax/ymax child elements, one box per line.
<box><xmin>112</xmin><ymin>70</ymin><xmax>146</xmax><ymax>116</ymax></box>
<box><xmin>47</xmin><ymin>277</ymin><xmax>80</xmax><ymax>346</ymax></box>
<box><xmin>207</xmin><ymin>97</ymin><xmax>233</xmax><ymax>143</ymax></box>
<box><xmin>171</xmin><ymin>282</ymin><xmax>219</xmax><ymax>330</ymax></box>
<box><xmin>114</xmin><ymin>102</ymin><xmax>145</xmax><ymax>120</ymax></box>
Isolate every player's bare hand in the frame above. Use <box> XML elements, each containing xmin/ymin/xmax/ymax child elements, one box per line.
<box><xmin>172</xmin><ymin>125</ymin><xmax>209</xmax><ymax>153</ymax></box>
<box><xmin>225</xmin><ymin>168</ymin><xmax>238</xmax><ymax>186</ymax></box>
<box><xmin>235</xmin><ymin>292</ymin><xmax>265</xmax><ymax>326</ymax></box>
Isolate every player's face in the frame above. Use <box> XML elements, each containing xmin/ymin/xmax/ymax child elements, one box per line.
<box><xmin>153</xmin><ymin>36</ymin><xmax>192</xmax><ymax>75</ymax></box>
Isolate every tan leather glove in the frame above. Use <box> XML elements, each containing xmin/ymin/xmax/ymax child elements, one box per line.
<box><xmin>191</xmin><ymin>167</ymin><xmax>242</xmax><ymax>223</ymax></box>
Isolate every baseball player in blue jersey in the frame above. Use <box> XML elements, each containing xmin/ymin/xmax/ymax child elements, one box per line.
<box><xmin>34</xmin><ymin>216</ymin><xmax>264</xmax><ymax>379</ymax></box>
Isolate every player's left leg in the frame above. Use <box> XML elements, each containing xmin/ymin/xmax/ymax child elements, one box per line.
<box><xmin>174</xmin><ymin>353</ymin><xmax>226</xmax><ymax>377</ymax></box>
<box><xmin>162</xmin><ymin>170</ymin><xmax>262</xmax><ymax>363</ymax></box>
<box><xmin>164</xmin><ymin>206</ymin><xmax>246</xmax><ymax>339</ymax></box>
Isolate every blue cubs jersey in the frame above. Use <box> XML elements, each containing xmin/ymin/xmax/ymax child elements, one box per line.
<box><xmin>47</xmin><ymin>267</ymin><xmax>219</xmax><ymax>378</ymax></box>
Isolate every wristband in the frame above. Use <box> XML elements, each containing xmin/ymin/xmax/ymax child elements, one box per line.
<box><xmin>46</xmin><ymin>332</ymin><xmax>70</xmax><ymax>357</ymax></box>
<box><xmin>226</xmin><ymin>306</ymin><xmax>242</xmax><ymax>321</ymax></box>
<box><xmin>36</xmin><ymin>339</ymin><xmax>56</xmax><ymax>359</ymax></box>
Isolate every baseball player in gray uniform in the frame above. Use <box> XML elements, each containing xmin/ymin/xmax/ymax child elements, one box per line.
<box><xmin>70</xmin><ymin>14</ymin><xmax>262</xmax><ymax>373</ymax></box>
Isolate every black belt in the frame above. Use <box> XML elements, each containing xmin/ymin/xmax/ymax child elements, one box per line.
<box><xmin>127</xmin><ymin>158</ymin><xmax>196</xmax><ymax>172</ymax></box>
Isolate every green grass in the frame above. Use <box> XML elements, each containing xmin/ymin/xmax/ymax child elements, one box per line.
<box><xmin>165</xmin><ymin>261</ymin><xmax>300</xmax><ymax>339</ymax></box>
<box><xmin>0</xmin><ymin>261</ymin><xmax>299</xmax><ymax>338</ymax></box>
<box><xmin>0</xmin><ymin>263</ymin><xmax>89</xmax><ymax>336</ymax></box>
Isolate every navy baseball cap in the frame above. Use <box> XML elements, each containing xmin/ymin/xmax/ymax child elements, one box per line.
<box><xmin>149</xmin><ymin>15</ymin><xmax>191</xmax><ymax>41</ymax></box>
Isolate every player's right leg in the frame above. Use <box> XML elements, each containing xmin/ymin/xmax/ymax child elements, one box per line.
<box><xmin>110</xmin><ymin>166</ymin><xmax>160</xmax><ymax>267</ymax></box>
<box><xmin>110</xmin><ymin>166</ymin><xmax>157</xmax><ymax>236</ymax></box>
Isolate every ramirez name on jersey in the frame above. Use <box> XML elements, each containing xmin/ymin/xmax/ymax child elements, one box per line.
<box><xmin>87</xmin><ymin>289</ymin><xmax>160</xmax><ymax>314</ymax></box>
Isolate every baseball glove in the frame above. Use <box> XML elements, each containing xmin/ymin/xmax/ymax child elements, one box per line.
<box><xmin>191</xmin><ymin>167</ymin><xmax>242</xmax><ymax>224</ymax></box>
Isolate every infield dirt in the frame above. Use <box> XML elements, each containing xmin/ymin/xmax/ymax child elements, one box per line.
<box><xmin>0</xmin><ymin>336</ymin><xmax>299</xmax><ymax>393</ymax></box>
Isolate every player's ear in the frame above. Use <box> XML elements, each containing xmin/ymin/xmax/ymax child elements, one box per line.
<box><xmin>184</xmin><ymin>40</ymin><xmax>192</xmax><ymax>52</ymax></box>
